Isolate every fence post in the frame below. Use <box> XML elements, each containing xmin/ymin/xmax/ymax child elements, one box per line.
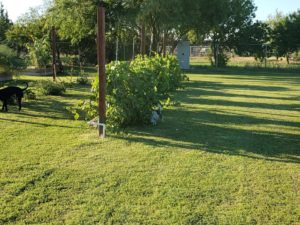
<box><xmin>116</xmin><ymin>36</ymin><xmax>119</xmax><ymax>61</ymax></box>
<box><xmin>132</xmin><ymin>37</ymin><xmax>135</xmax><ymax>60</ymax></box>
<box><xmin>149</xmin><ymin>32</ymin><xmax>153</xmax><ymax>55</ymax></box>
<box><xmin>216</xmin><ymin>43</ymin><xmax>219</xmax><ymax>68</ymax></box>
<box><xmin>97</xmin><ymin>7</ymin><xmax>106</xmax><ymax>138</ymax></box>
<box><xmin>162</xmin><ymin>31</ymin><xmax>166</xmax><ymax>57</ymax></box>
<box><xmin>51</xmin><ymin>27</ymin><xmax>57</xmax><ymax>81</ymax></box>
<box><xmin>264</xmin><ymin>44</ymin><xmax>268</xmax><ymax>68</ymax></box>
<box><xmin>140</xmin><ymin>24</ymin><xmax>146</xmax><ymax>55</ymax></box>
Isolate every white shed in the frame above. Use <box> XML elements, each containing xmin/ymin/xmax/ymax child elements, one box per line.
<box><xmin>177</xmin><ymin>41</ymin><xmax>190</xmax><ymax>70</ymax></box>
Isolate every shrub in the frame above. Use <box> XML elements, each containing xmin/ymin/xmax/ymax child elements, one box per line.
<box><xmin>37</xmin><ymin>80</ymin><xmax>66</xmax><ymax>96</ymax></box>
<box><xmin>76</xmin><ymin>70</ymin><xmax>89</xmax><ymax>85</ymax></box>
<box><xmin>209</xmin><ymin>48</ymin><xmax>230</xmax><ymax>67</ymax></box>
<box><xmin>0</xmin><ymin>44</ymin><xmax>26</xmax><ymax>74</ymax></box>
<box><xmin>26</xmin><ymin>38</ymin><xmax>51</xmax><ymax>69</ymax></box>
<box><xmin>76</xmin><ymin>76</ymin><xmax>89</xmax><ymax>85</ymax></box>
<box><xmin>24</xmin><ymin>89</ymin><xmax>37</xmax><ymax>100</ymax></box>
<box><xmin>70</xmin><ymin>54</ymin><xmax>187</xmax><ymax>129</ymax></box>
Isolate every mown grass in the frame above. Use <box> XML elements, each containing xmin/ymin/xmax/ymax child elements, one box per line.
<box><xmin>190</xmin><ymin>56</ymin><xmax>300</xmax><ymax>70</ymax></box>
<box><xmin>0</xmin><ymin>70</ymin><xmax>299</xmax><ymax>224</ymax></box>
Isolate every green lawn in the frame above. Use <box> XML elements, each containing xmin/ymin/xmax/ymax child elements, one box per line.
<box><xmin>0</xmin><ymin>70</ymin><xmax>300</xmax><ymax>224</ymax></box>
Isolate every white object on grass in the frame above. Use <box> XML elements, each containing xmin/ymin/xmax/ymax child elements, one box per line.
<box><xmin>150</xmin><ymin>111</ymin><xmax>160</xmax><ymax>125</ymax></box>
<box><xmin>87</xmin><ymin>118</ymin><xmax>106</xmax><ymax>137</ymax></box>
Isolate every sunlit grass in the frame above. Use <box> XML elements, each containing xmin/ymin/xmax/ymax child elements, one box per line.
<box><xmin>190</xmin><ymin>56</ymin><xmax>300</xmax><ymax>69</ymax></box>
<box><xmin>0</xmin><ymin>71</ymin><xmax>299</xmax><ymax>224</ymax></box>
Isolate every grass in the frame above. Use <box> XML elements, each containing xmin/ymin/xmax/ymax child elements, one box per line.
<box><xmin>0</xmin><ymin>70</ymin><xmax>300</xmax><ymax>224</ymax></box>
<box><xmin>190</xmin><ymin>56</ymin><xmax>300</xmax><ymax>70</ymax></box>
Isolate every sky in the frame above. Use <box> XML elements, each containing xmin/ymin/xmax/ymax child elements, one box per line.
<box><xmin>254</xmin><ymin>0</ymin><xmax>300</xmax><ymax>21</ymax></box>
<box><xmin>1</xmin><ymin>0</ymin><xmax>300</xmax><ymax>22</ymax></box>
<box><xmin>1</xmin><ymin>0</ymin><xmax>43</xmax><ymax>22</ymax></box>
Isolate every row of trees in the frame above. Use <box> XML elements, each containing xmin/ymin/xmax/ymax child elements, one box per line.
<box><xmin>0</xmin><ymin>0</ymin><xmax>300</xmax><ymax>67</ymax></box>
<box><xmin>232</xmin><ymin>10</ymin><xmax>300</xmax><ymax>64</ymax></box>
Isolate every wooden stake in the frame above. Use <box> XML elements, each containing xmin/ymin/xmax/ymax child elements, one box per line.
<box><xmin>51</xmin><ymin>27</ymin><xmax>57</xmax><ymax>81</ymax></box>
<box><xmin>97</xmin><ymin>7</ymin><xmax>106</xmax><ymax>138</ymax></box>
<box><xmin>132</xmin><ymin>37</ymin><xmax>135</xmax><ymax>60</ymax></box>
<box><xmin>162</xmin><ymin>30</ymin><xmax>166</xmax><ymax>57</ymax></box>
<box><xmin>140</xmin><ymin>24</ymin><xmax>146</xmax><ymax>55</ymax></box>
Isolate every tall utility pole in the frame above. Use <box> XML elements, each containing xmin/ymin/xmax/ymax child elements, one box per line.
<box><xmin>97</xmin><ymin>7</ymin><xmax>106</xmax><ymax>138</ymax></box>
<box><xmin>51</xmin><ymin>27</ymin><xmax>57</xmax><ymax>81</ymax></box>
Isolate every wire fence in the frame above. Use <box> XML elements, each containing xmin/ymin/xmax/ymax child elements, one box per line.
<box><xmin>38</xmin><ymin>39</ymin><xmax>300</xmax><ymax>72</ymax></box>
<box><xmin>187</xmin><ymin>45</ymin><xmax>300</xmax><ymax>69</ymax></box>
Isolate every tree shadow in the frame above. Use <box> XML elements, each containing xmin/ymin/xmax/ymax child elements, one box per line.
<box><xmin>115</xmin><ymin>77</ymin><xmax>300</xmax><ymax>164</ymax></box>
<box><xmin>0</xmin><ymin>117</ymin><xmax>81</xmax><ymax>129</ymax></box>
<box><xmin>180</xmin><ymin>80</ymin><xmax>300</xmax><ymax>111</ymax></box>
<box><xmin>0</xmin><ymin>96</ymin><xmax>74</xmax><ymax>122</ymax></box>
<box><xmin>118</xmin><ymin>109</ymin><xmax>300</xmax><ymax>164</ymax></box>
<box><xmin>0</xmin><ymin>78</ymin><xmax>91</xmax><ymax>129</ymax></box>
<box><xmin>186</xmin><ymin>80</ymin><xmax>290</xmax><ymax>91</ymax></box>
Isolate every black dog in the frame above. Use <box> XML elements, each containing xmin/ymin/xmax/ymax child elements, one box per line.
<box><xmin>0</xmin><ymin>82</ymin><xmax>28</xmax><ymax>112</ymax></box>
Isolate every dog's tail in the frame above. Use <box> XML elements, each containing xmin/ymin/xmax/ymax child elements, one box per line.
<box><xmin>22</xmin><ymin>82</ymin><xmax>29</xmax><ymax>91</ymax></box>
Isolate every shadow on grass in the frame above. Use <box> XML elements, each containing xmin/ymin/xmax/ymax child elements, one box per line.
<box><xmin>0</xmin><ymin>117</ymin><xmax>81</xmax><ymax>129</ymax></box>
<box><xmin>120</xmin><ymin>109</ymin><xmax>300</xmax><ymax>164</ymax></box>
<box><xmin>184</xmin><ymin>85</ymin><xmax>299</xmax><ymax>102</ymax></box>
<box><xmin>0</xmin><ymin>78</ymin><xmax>93</xmax><ymax>130</ymax></box>
<box><xmin>116</xmin><ymin>76</ymin><xmax>300</xmax><ymax>164</ymax></box>
<box><xmin>0</xmin><ymin>96</ymin><xmax>79</xmax><ymax>128</ymax></box>
<box><xmin>182</xmin><ymin>80</ymin><xmax>300</xmax><ymax>111</ymax></box>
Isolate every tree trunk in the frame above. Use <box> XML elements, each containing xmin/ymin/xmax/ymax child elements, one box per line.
<box><xmin>211</xmin><ymin>34</ymin><xmax>220</xmax><ymax>68</ymax></box>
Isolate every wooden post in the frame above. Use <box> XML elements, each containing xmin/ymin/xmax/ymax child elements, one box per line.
<box><xmin>215</xmin><ymin>43</ymin><xmax>219</xmax><ymax>68</ymax></box>
<box><xmin>97</xmin><ymin>7</ymin><xmax>106</xmax><ymax>138</ymax></box>
<box><xmin>132</xmin><ymin>37</ymin><xmax>135</xmax><ymax>60</ymax></box>
<box><xmin>51</xmin><ymin>27</ymin><xmax>57</xmax><ymax>81</ymax></box>
<box><xmin>162</xmin><ymin>31</ymin><xmax>166</xmax><ymax>57</ymax></box>
<box><xmin>140</xmin><ymin>24</ymin><xmax>146</xmax><ymax>55</ymax></box>
<box><xmin>149</xmin><ymin>31</ymin><xmax>153</xmax><ymax>56</ymax></box>
<box><xmin>116</xmin><ymin>35</ymin><xmax>119</xmax><ymax>61</ymax></box>
<box><xmin>264</xmin><ymin>44</ymin><xmax>268</xmax><ymax>68</ymax></box>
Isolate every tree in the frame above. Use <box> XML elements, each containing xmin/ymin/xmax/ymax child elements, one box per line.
<box><xmin>135</xmin><ymin>0</ymin><xmax>229</xmax><ymax>54</ymax></box>
<box><xmin>0</xmin><ymin>44</ymin><xmax>26</xmax><ymax>72</ymax></box>
<box><xmin>271</xmin><ymin>10</ymin><xmax>300</xmax><ymax>63</ymax></box>
<box><xmin>0</xmin><ymin>2</ymin><xmax>12</xmax><ymax>43</ymax></box>
<box><xmin>46</xmin><ymin>0</ymin><xmax>236</xmax><ymax>59</ymax></box>
<box><xmin>6</xmin><ymin>7</ymin><xmax>49</xmax><ymax>54</ymax></box>
<box><xmin>26</xmin><ymin>37</ymin><xmax>51</xmax><ymax>69</ymax></box>
<box><xmin>8</xmin><ymin>0</ymin><xmax>258</xmax><ymax>67</ymax></box>
<box><xmin>210</xmin><ymin>0</ymin><xmax>256</xmax><ymax>66</ymax></box>
<box><xmin>234</xmin><ymin>21</ymin><xmax>271</xmax><ymax>62</ymax></box>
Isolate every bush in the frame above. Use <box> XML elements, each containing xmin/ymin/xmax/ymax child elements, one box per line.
<box><xmin>24</xmin><ymin>89</ymin><xmax>37</xmax><ymax>100</ymax></box>
<box><xmin>76</xmin><ymin>70</ymin><xmax>89</xmax><ymax>85</ymax></box>
<box><xmin>26</xmin><ymin>38</ymin><xmax>51</xmax><ymax>69</ymax></box>
<box><xmin>37</xmin><ymin>80</ymin><xmax>66</xmax><ymax>96</ymax></box>
<box><xmin>76</xmin><ymin>76</ymin><xmax>89</xmax><ymax>85</ymax></box>
<box><xmin>70</xmin><ymin>54</ymin><xmax>187</xmax><ymax>129</ymax></box>
<box><xmin>0</xmin><ymin>44</ymin><xmax>26</xmax><ymax>73</ymax></box>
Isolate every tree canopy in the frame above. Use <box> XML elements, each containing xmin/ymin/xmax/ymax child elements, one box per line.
<box><xmin>3</xmin><ymin>0</ymin><xmax>300</xmax><ymax>66</ymax></box>
<box><xmin>0</xmin><ymin>2</ymin><xmax>12</xmax><ymax>43</ymax></box>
